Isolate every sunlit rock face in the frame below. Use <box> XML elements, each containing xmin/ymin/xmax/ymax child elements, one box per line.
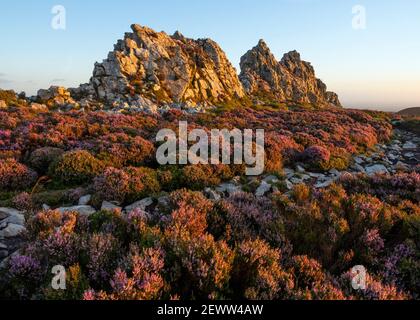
<box><xmin>82</xmin><ymin>24</ymin><xmax>245</xmax><ymax>108</ymax></box>
<box><xmin>239</xmin><ymin>40</ymin><xmax>341</xmax><ymax>107</ymax></box>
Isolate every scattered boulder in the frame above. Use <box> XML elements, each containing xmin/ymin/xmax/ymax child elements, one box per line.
<box><xmin>0</xmin><ymin>224</ymin><xmax>26</xmax><ymax>238</ymax></box>
<box><xmin>263</xmin><ymin>175</ymin><xmax>280</xmax><ymax>184</ymax></box>
<box><xmin>296</xmin><ymin>165</ymin><xmax>306</xmax><ymax>173</ymax></box>
<box><xmin>204</xmin><ymin>188</ymin><xmax>221</xmax><ymax>201</ymax></box>
<box><xmin>78</xmin><ymin>194</ymin><xmax>92</xmax><ymax>206</ymax></box>
<box><xmin>255</xmin><ymin>181</ymin><xmax>272</xmax><ymax>197</ymax></box>
<box><xmin>57</xmin><ymin>205</ymin><xmax>96</xmax><ymax>216</ymax></box>
<box><xmin>30</xmin><ymin>103</ymin><xmax>49</xmax><ymax>112</ymax></box>
<box><xmin>403</xmin><ymin>141</ymin><xmax>416</xmax><ymax>150</ymax></box>
<box><xmin>37</xmin><ymin>86</ymin><xmax>77</xmax><ymax>109</ymax></box>
<box><xmin>216</xmin><ymin>183</ymin><xmax>242</xmax><ymax>197</ymax></box>
<box><xmin>125</xmin><ymin>197</ymin><xmax>154</xmax><ymax>213</ymax></box>
<box><xmin>365</xmin><ymin>164</ymin><xmax>389</xmax><ymax>175</ymax></box>
<box><xmin>284</xmin><ymin>180</ymin><xmax>293</xmax><ymax>191</ymax></box>
<box><xmin>101</xmin><ymin>201</ymin><xmax>122</xmax><ymax>212</ymax></box>
<box><xmin>315</xmin><ymin>179</ymin><xmax>334</xmax><ymax>189</ymax></box>
<box><xmin>0</xmin><ymin>208</ymin><xmax>25</xmax><ymax>226</ymax></box>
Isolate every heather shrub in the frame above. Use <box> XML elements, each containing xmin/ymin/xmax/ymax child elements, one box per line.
<box><xmin>382</xmin><ymin>243</ymin><xmax>419</xmax><ymax>297</ymax></box>
<box><xmin>164</xmin><ymin>232</ymin><xmax>233</xmax><ymax>299</ymax></box>
<box><xmin>85</xmin><ymin>233</ymin><xmax>121</xmax><ymax>286</ymax></box>
<box><xmin>88</xmin><ymin>210</ymin><xmax>128</xmax><ymax>241</ymax></box>
<box><xmin>209</xmin><ymin>193</ymin><xmax>285</xmax><ymax>247</ymax></box>
<box><xmin>168</xmin><ymin>189</ymin><xmax>213</xmax><ymax>216</ymax></box>
<box><xmin>0</xmin><ymin>159</ymin><xmax>38</xmax><ymax>191</ymax></box>
<box><xmin>345</xmin><ymin>194</ymin><xmax>395</xmax><ymax>237</ymax></box>
<box><xmin>292</xmin><ymin>184</ymin><xmax>311</xmax><ymax>204</ymax></box>
<box><xmin>28</xmin><ymin>147</ymin><xmax>64</xmax><ymax>174</ymax></box>
<box><xmin>276</xmin><ymin>184</ymin><xmax>350</xmax><ymax>267</ymax></box>
<box><xmin>12</xmin><ymin>192</ymin><xmax>33</xmax><ymax>211</ymax></box>
<box><xmin>6</xmin><ymin>254</ymin><xmax>44</xmax><ymax>299</ymax></box>
<box><xmin>126</xmin><ymin>210</ymin><xmax>162</xmax><ymax>249</ymax></box>
<box><xmin>50</xmin><ymin>150</ymin><xmax>104</xmax><ymax>184</ymax></box>
<box><xmin>356</xmin><ymin>228</ymin><xmax>385</xmax><ymax>267</ymax></box>
<box><xmin>31</xmin><ymin>189</ymin><xmax>68</xmax><ymax>208</ymax></box>
<box><xmin>125</xmin><ymin>167</ymin><xmax>160</xmax><ymax>202</ymax></box>
<box><xmin>26</xmin><ymin>210</ymin><xmax>77</xmax><ymax>241</ymax></box>
<box><xmin>96</xmin><ymin>135</ymin><xmax>155</xmax><ymax>168</ymax></box>
<box><xmin>264</xmin><ymin>134</ymin><xmax>284</xmax><ymax>173</ymax></box>
<box><xmin>339</xmin><ymin>172</ymin><xmax>420</xmax><ymax>204</ymax></box>
<box><xmin>85</xmin><ymin>246</ymin><xmax>166</xmax><ymax>300</ymax></box>
<box><xmin>0</xmin><ymin>89</ymin><xmax>17</xmax><ymax>106</ymax></box>
<box><xmin>181</xmin><ymin>165</ymin><xmax>220</xmax><ymax>190</ymax></box>
<box><xmin>324</xmin><ymin>154</ymin><xmax>350</xmax><ymax>171</ymax></box>
<box><xmin>302</xmin><ymin>145</ymin><xmax>331</xmax><ymax>170</ymax></box>
<box><xmin>43</xmin><ymin>229</ymin><xmax>81</xmax><ymax>267</ymax></box>
<box><xmin>164</xmin><ymin>202</ymin><xmax>233</xmax><ymax>299</ymax></box>
<box><xmin>231</xmin><ymin>239</ymin><xmax>294</xmax><ymax>300</ymax></box>
<box><xmin>291</xmin><ymin>255</ymin><xmax>346</xmax><ymax>300</ymax></box>
<box><xmin>93</xmin><ymin>167</ymin><xmax>129</xmax><ymax>203</ymax></box>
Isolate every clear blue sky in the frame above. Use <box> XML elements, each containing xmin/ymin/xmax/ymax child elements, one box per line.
<box><xmin>1</xmin><ymin>0</ymin><xmax>419</xmax><ymax>111</ymax></box>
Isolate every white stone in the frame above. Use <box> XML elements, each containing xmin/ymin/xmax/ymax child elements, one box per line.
<box><xmin>387</xmin><ymin>153</ymin><xmax>398</xmax><ymax>161</ymax></box>
<box><xmin>78</xmin><ymin>195</ymin><xmax>92</xmax><ymax>206</ymax></box>
<box><xmin>204</xmin><ymin>188</ymin><xmax>221</xmax><ymax>201</ymax></box>
<box><xmin>255</xmin><ymin>181</ymin><xmax>271</xmax><ymax>197</ymax></box>
<box><xmin>0</xmin><ymin>224</ymin><xmax>26</xmax><ymax>238</ymax></box>
<box><xmin>352</xmin><ymin>163</ymin><xmax>365</xmax><ymax>172</ymax></box>
<box><xmin>263</xmin><ymin>175</ymin><xmax>280</xmax><ymax>184</ymax></box>
<box><xmin>329</xmin><ymin>168</ymin><xmax>340</xmax><ymax>176</ymax></box>
<box><xmin>58</xmin><ymin>205</ymin><xmax>96</xmax><ymax>216</ymax></box>
<box><xmin>308</xmin><ymin>172</ymin><xmax>325</xmax><ymax>179</ymax></box>
<box><xmin>404</xmin><ymin>153</ymin><xmax>415</xmax><ymax>158</ymax></box>
<box><xmin>403</xmin><ymin>142</ymin><xmax>416</xmax><ymax>149</ymax></box>
<box><xmin>365</xmin><ymin>164</ymin><xmax>389</xmax><ymax>176</ymax></box>
<box><xmin>0</xmin><ymin>208</ymin><xmax>25</xmax><ymax>226</ymax></box>
<box><xmin>101</xmin><ymin>201</ymin><xmax>122</xmax><ymax>212</ymax></box>
<box><xmin>296</xmin><ymin>165</ymin><xmax>306</xmax><ymax>173</ymax></box>
<box><xmin>290</xmin><ymin>177</ymin><xmax>303</xmax><ymax>184</ymax></box>
<box><xmin>125</xmin><ymin>198</ymin><xmax>154</xmax><ymax>213</ymax></box>
<box><xmin>354</xmin><ymin>157</ymin><xmax>364</xmax><ymax>165</ymax></box>
<box><xmin>315</xmin><ymin>179</ymin><xmax>333</xmax><ymax>189</ymax></box>
<box><xmin>285</xmin><ymin>180</ymin><xmax>293</xmax><ymax>190</ymax></box>
<box><xmin>284</xmin><ymin>168</ymin><xmax>295</xmax><ymax>177</ymax></box>
<box><xmin>216</xmin><ymin>183</ymin><xmax>242</xmax><ymax>196</ymax></box>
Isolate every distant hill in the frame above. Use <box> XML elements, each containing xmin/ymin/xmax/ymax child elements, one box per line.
<box><xmin>398</xmin><ymin>107</ymin><xmax>420</xmax><ymax>116</ymax></box>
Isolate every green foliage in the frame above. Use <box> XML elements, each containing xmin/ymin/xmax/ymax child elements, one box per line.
<box><xmin>50</xmin><ymin>150</ymin><xmax>104</xmax><ymax>185</ymax></box>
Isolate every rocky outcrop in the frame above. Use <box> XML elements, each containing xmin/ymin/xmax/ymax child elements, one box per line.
<box><xmin>74</xmin><ymin>24</ymin><xmax>245</xmax><ymax>110</ymax></box>
<box><xmin>0</xmin><ymin>208</ymin><xmax>26</xmax><ymax>265</ymax></box>
<box><xmin>31</xmin><ymin>26</ymin><xmax>342</xmax><ymax>112</ymax></box>
<box><xmin>239</xmin><ymin>40</ymin><xmax>341</xmax><ymax>107</ymax></box>
<box><xmin>36</xmin><ymin>86</ymin><xmax>78</xmax><ymax>110</ymax></box>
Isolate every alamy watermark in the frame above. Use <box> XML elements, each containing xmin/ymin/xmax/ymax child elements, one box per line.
<box><xmin>51</xmin><ymin>265</ymin><xmax>66</xmax><ymax>290</ymax></box>
<box><xmin>156</xmin><ymin>121</ymin><xmax>265</xmax><ymax>176</ymax></box>
<box><xmin>51</xmin><ymin>5</ymin><xmax>66</xmax><ymax>30</ymax></box>
<box><xmin>351</xmin><ymin>265</ymin><xmax>367</xmax><ymax>290</ymax></box>
<box><xmin>352</xmin><ymin>5</ymin><xmax>367</xmax><ymax>30</ymax></box>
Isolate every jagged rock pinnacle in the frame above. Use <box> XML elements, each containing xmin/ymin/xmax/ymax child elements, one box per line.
<box><xmin>239</xmin><ymin>41</ymin><xmax>341</xmax><ymax>107</ymax></box>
